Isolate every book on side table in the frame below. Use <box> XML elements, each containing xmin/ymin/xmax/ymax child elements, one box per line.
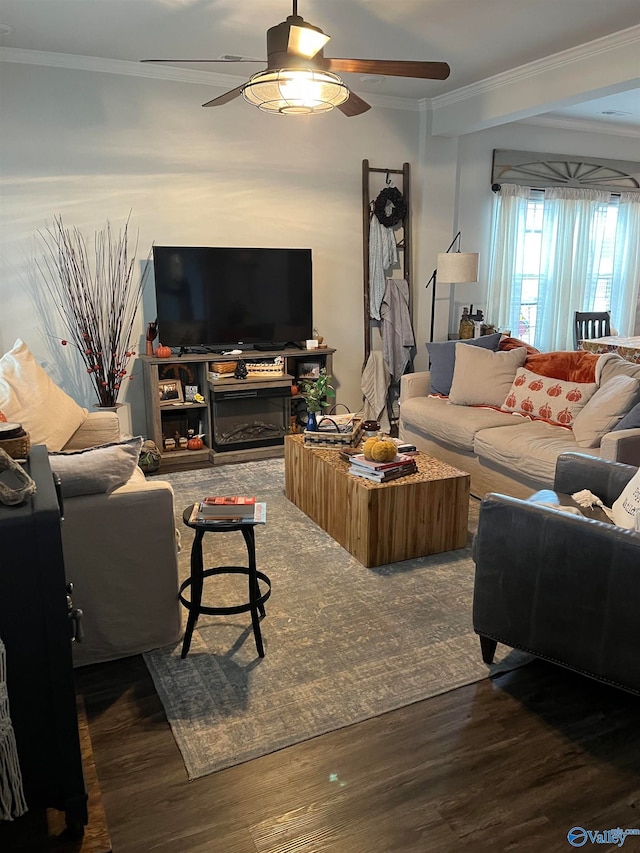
<box><xmin>190</xmin><ymin>497</ymin><xmax>266</xmax><ymax>524</ymax></box>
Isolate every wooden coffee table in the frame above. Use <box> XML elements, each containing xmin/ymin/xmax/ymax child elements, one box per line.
<box><xmin>284</xmin><ymin>435</ymin><xmax>470</xmax><ymax>567</ymax></box>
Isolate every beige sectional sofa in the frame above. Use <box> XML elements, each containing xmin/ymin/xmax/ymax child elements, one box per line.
<box><xmin>399</xmin><ymin>347</ymin><xmax>640</xmax><ymax>500</ymax></box>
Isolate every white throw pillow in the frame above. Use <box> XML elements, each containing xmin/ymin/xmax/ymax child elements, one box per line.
<box><xmin>449</xmin><ymin>345</ymin><xmax>528</xmax><ymax>408</ymax></box>
<box><xmin>572</xmin><ymin>375</ymin><xmax>640</xmax><ymax>447</ymax></box>
<box><xmin>49</xmin><ymin>437</ymin><xmax>143</xmax><ymax>497</ymax></box>
<box><xmin>501</xmin><ymin>367</ymin><xmax>597</xmax><ymax>428</ymax></box>
<box><xmin>0</xmin><ymin>339</ymin><xmax>87</xmax><ymax>451</ymax></box>
<box><xmin>611</xmin><ymin>468</ymin><xmax>640</xmax><ymax>530</ymax></box>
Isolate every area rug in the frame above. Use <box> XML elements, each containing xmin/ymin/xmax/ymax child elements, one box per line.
<box><xmin>143</xmin><ymin>458</ymin><xmax>526</xmax><ymax>781</ymax></box>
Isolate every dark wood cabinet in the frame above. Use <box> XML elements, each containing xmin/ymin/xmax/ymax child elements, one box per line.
<box><xmin>0</xmin><ymin>445</ymin><xmax>87</xmax><ymax>835</ymax></box>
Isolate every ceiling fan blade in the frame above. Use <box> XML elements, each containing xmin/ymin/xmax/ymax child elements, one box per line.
<box><xmin>141</xmin><ymin>58</ymin><xmax>264</xmax><ymax>64</ymax></box>
<box><xmin>336</xmin><ymin>90</ymin><xmax>371</xmax><ymax>117</ymax></box>
<box><xmin>326</xmin><ymin>58</ymin><xmax>450</xmax><ymax>80</ymax></box>
<box><xmin>202</xmin><ymin>86</ymin><xmax>245</xmax><ymax>108</ymax></box>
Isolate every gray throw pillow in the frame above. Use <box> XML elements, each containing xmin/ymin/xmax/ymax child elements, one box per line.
<box><xmin>426</xmin><ymin>333</ymin><xmax>502</xmax><ymax>396</ymax></box>
<box><xmin>612</xmin><ymin>400</ymin><xmax>640</xmax><ymax>432</ymax></box>
<box><xmin>49</xmin><ymin>436</ymin><xmax>143</xmax><ymax>497</ymax></box>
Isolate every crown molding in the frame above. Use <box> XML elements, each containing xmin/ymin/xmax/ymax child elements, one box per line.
<box><xmin>431</xmin><ymin>25</ymin><xmax>640</xmax><ymax>112</ymax></box>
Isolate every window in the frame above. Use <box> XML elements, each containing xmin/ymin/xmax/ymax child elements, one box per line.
<box><xmin>487</xmin><ymin>185</ymin><xmax>640</xmax><ymax>351</ymax></box>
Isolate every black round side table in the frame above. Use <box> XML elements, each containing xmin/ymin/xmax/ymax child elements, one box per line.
<box><xmin>179</xmin><ymin>506</ymin><xmax>272</xmax><ymax>658</ymax></box>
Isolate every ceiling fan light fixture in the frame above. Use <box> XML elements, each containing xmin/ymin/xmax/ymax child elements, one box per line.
<box><xmin>242</xmin><ymin>68</ymin><xmax>349</xmax><ymax>115</ymax></box>
<box><xmin>288</xmin><ymin>24</ymin><xmax>330</xmax><ymax>59</ymax></box>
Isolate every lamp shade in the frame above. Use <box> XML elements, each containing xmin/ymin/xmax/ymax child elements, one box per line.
<box><xmin>436</xmin><ymin>252</ymin><xmax>479</xmax><ymax>284</ymax></box>
<box><xmin>242</xmin><ymin>68</ymin><xmax>349</xmax><ymax>115</ymax></box>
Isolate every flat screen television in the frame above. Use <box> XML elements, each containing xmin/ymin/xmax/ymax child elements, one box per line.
<box><xmin>152</xmin><ymin>246</ymin><xmax>313</xmax><ymax>351</ymax></box>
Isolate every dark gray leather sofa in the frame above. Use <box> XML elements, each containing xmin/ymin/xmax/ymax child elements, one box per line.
<box><xmin>472</xmin><ymin>452</ymin><xmax>640</xmax><ymax>694</ymax></box>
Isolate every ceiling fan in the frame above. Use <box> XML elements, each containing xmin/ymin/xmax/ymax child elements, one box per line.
<box><xmin>142</xmin><ymin>0</ymin><xmax>450</xmax><ymax>116</ymax></box>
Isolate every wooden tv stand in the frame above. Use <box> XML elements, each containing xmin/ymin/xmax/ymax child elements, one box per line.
<box><xmin>139</xmin><ymin>346</ymin><xmax>335</xmax><ymax>469</ymax></box>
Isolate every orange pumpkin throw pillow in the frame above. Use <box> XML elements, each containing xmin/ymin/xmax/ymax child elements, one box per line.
<box><xmin>501</xmin><ymin>367</ymin><xmax>597</xmax><ymax>428</ymax></box>
<box><xmin>0</xmin><ymin>410</ymin><xmax>7</xmax><ymax>422</ymax></box>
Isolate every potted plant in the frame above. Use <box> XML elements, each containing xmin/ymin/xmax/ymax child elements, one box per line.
<box><xmin>300</xmin><ymin>368</ymin><xmax>335</xmax><ymax>431</ymax></box>
<box><xmin>36</xmin><ymin>214</ymin><xmax>150</xmax><ymax>409</ymax></box>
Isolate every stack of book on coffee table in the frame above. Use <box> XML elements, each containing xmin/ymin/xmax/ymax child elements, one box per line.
<box><xmin>190</xmin><ymin>496</ymin><xmax>266</xmax><ymax>524</ymax></box>
<box><xmin>348</xmin><ymin>452</ymin><xmax>418</xmax><ymax>483</ymax></box>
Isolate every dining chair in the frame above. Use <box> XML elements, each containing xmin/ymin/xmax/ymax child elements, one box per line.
<box><xmin>574</xmin><ymin>311</ymin><xmax>611</xmax><ymax>349</ymax></box>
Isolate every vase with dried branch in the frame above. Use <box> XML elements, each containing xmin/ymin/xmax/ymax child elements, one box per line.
<box><xmin>37</xmin><ymin>214</ymin><xmax>150</xmax><ymax>408</ymax></box>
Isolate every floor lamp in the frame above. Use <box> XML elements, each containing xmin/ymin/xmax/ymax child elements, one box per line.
<box><xmin>425</xmin><ymin>232</ymin><xmax>479</xmax><ymax>341</ymax></box>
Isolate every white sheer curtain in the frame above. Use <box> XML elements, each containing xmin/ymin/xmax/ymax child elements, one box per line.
<box><xmin>486</xmin><ymin>184</ymin><xmax>530</xmax><ymax>332</ymax></box>
<box><xmin>535</xmin><ymin>187</ymin><xmax>611</xmax><ymax>351</ymax></box>
<box><xmin>610</xmin><ymin>192</ymin><xmax>640</xmax><ymax>331</ymax></box>
<box><xmin>487</xmin><ymin>184</ymin><xmax>640</xmax><ymax>350</ymax></box>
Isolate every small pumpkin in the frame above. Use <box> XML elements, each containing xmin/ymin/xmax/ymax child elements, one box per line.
<box><xmin>187</xmin><ymin>435</ymin><xmax>204</xmax><ymax>451</ymax></box>
<box><xmin>362</xmin><ymin>437</ymin><xmax>381</xmax><ymax>460</ymax></box>
<box><xmin>155</xmin><ymin>344</ymin><xmax>172</xmax><ymax>358</ymax></box>
<box><xmin>370</xmin><ymin>439</ymin><xmax>397</xmax><ymax>463</ymax></box>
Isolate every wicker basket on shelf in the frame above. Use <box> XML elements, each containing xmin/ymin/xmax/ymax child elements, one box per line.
<box><xmin>0</xmin><ymin>423</ymin><xmax>30</xmax><ymax>459</ymax></box>
<box><xmin>209</xmin><ymin>361</ymin><xmax>237</xmax><ymax>375</ymax></box>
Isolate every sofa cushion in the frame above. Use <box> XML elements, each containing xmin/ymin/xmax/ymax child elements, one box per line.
<box><xmin>49</xmin><ymin>436</ymin><xmax>143</xmax><ymax>497</ymax></box>
<box><xmin>449</xmin><ymin>345</ymin><xmax>527</xmax><ymax>407</ymax></box>
<box><xmin>501</xmin><ymin>367</ymin><xmax>597</xmax><ymax>428</ymax></box>
<box><xmin>474</xmin><ymin>421</ymin><xmax>585</xmax><ymax>485</ymax></box>
<box><xmin>572</xmin><ymin>375</ymin><xmax>640</xmax><ymax>447</ymax></box>
<box><xmin>599</xmin><ymin>353</ymin><xmax>640</xmax><ymax>386</ymax></box>
<box><xmin>63</xmin><ymin>410</ymin><xmax>122</xmax><ymax>450</ymax></box>
<box><xmin>612</xmin><ymin>400</ymin><xmax>640</xmax><ymax>432</ymax></box>
<box><xmin>611</xmin><ymin>468</ymin><xmax>640</xmax><ymax>529</ymax></box>
<box><xmin>400</xmin><ymin>395</ymin><xmax>523</xmax><ymax>452</ymax></box>
<box><xmin>426</xmin><ymin>333</ymin><xmax>501</xmax><ymax>396</ymax></box>
<box><xmin>0</xmin><ymin>339</ymin><xmax>88</xmax><ymax>451</ymax></box>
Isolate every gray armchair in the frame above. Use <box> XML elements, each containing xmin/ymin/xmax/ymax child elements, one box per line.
<box><xmin>472</xmin><ymin>452</ymin><xmax>640</xmax><ymax>694</ymax></box>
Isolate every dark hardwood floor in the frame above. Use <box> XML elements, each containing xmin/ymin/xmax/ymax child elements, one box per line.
<box><xmin>7</xmin><ymin>654</ymin><xmax>638</xmax><ymax>853</ymax></box>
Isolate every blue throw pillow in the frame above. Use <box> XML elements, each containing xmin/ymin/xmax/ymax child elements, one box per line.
<box><xmin>426</xmin><ymin>333</ymin><xmax>502</xmax><ymax>396</ymax></box>
<box><xmin>612</xmin><ymin>400</ymin><xmax>640</xmax><ymax>431</ymax></box>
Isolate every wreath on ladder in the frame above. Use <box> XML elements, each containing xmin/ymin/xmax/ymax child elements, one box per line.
<box><xmin>373</xmin><ymin>186</ymin><xmax>407</xmax><ymax>227</ymax></box>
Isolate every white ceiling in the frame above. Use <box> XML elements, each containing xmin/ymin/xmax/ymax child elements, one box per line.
<box><xmin>1</xmin><ymin>0</ymin><xmax>639</xmax><ymax>132</ymax></box>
